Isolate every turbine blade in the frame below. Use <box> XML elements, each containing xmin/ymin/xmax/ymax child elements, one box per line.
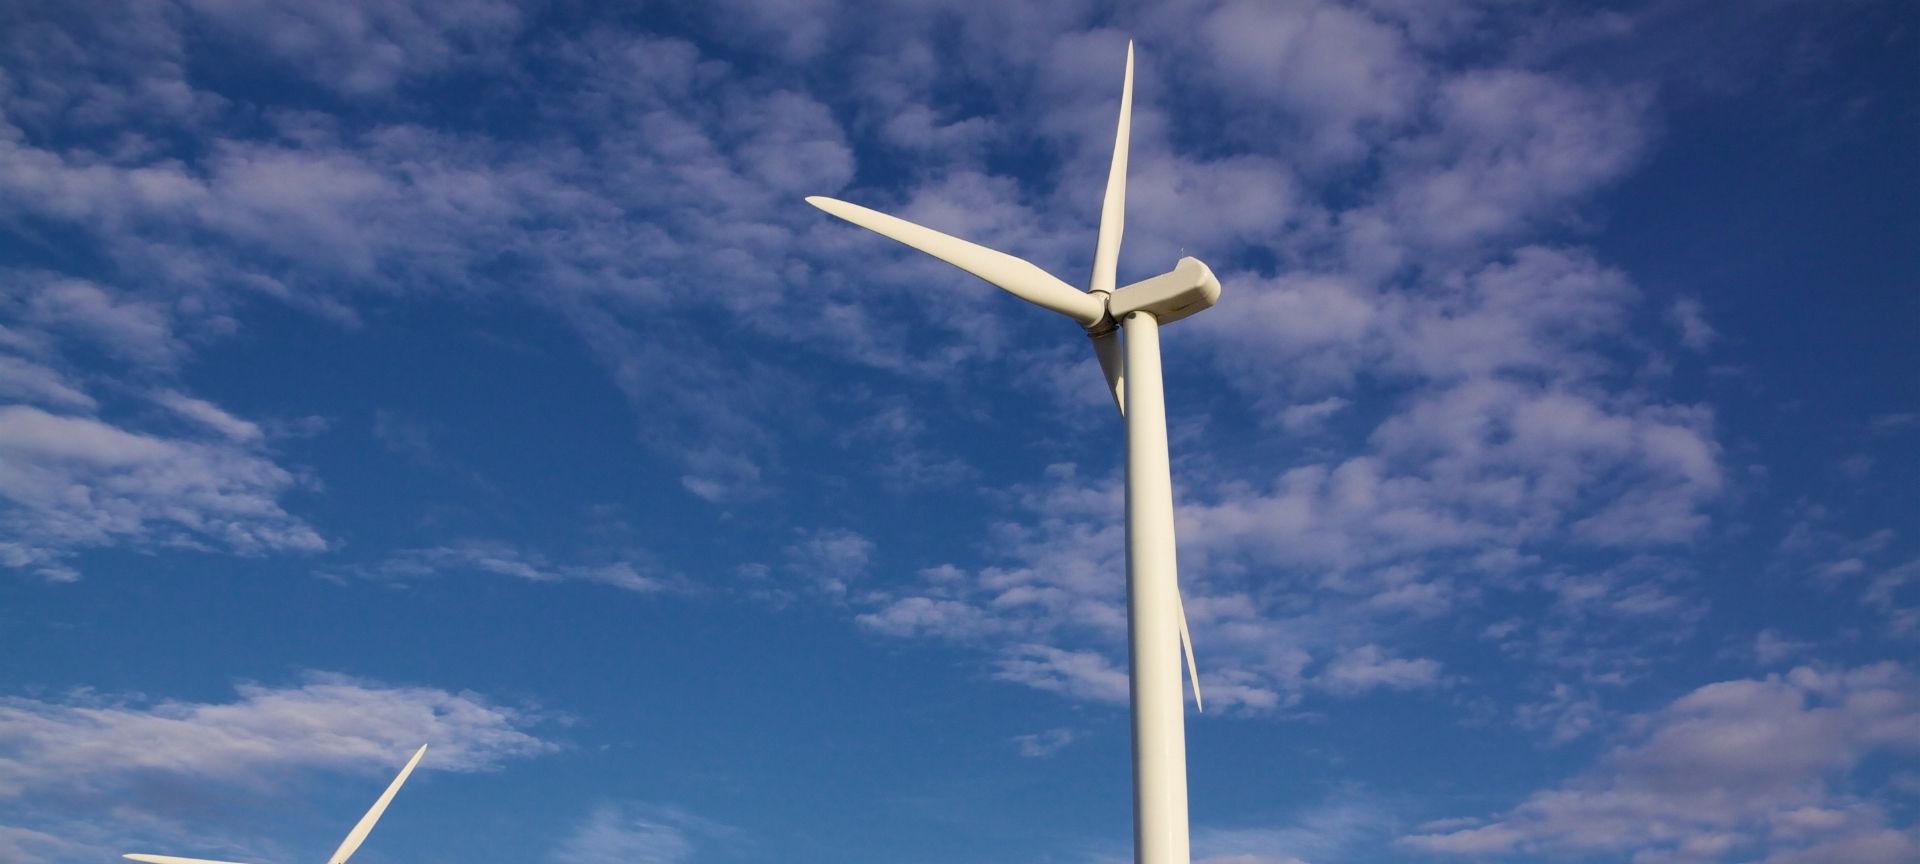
<box><xmin>327</xmin><ymin>743</ymin><xmax>427</xmax><ymax>864</ymax></box>
<box><xmin>1089</xmin><ymin>41</ymin><xmax>1133</xmax><ymax>297</ymax></box>
<box><xmin>806</xmin><ymin>196</ymin><xmax>1106</xmax><ymax>327</ymax></box>
<box><xmin>1091</xmin><ymin>328</ymin><xmax>1125</xmax><ymax>415</ymax></box>
<box><xmin>124</xmin><ymin>856</ymin><xmax>252</xmax><ymax>864</ymax></box>
<box><xmin>1177</xmin><ymin>589</ymin><xmax>1203</xmax><ymax>712</ymax></box>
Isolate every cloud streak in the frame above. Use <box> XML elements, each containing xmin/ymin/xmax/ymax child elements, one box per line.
<box><xmin>0</xmin><ymin>672</ymin><xmax>555</xmax><ymax>799</ymax></box>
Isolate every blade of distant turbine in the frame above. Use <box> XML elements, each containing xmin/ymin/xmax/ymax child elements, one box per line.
<box><xmin>1088</xmin><ymin>41</ymin><xmax>1134</xmax><ymax>297</ymax></box>
<box><xmin>1092</xmin><ymin>328</ymin><xmax>1125</xmax><ymax>415</ymax></box>
<box><xmin>806</xmin><ymin>196</ymin><xmax>1106</xmax><ymax>327</ymax></box>
<box><xmin>327</xmin><ymin>744</ymin><xmax>427</xmax><ymax>864</ymax></box>
<box><xmin>1177</xmin><ymin>589</ymin><xmax>1203</xmax><ymax>712</ymax></box>
<box><xmin>123</xmin><ymin>856</ymin><xmax>252</xmax><ymax>864</ymax></box>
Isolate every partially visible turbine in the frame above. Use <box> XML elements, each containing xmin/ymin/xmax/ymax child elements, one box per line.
<box><xmin>809</xmin><ymin>41</ymin><xmax>1219</xmax><ymax>864</ymax></box>
<box><xmin>123</xmin><ymin>744</ymin><xmax>429</xmax><ymax>864</ymax></box>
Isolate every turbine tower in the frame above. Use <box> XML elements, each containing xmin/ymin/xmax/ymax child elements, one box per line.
<box><xmin>122</xmin><ymin>743</ymin><xmax>430</xmax><ymax>864</ymax></box>
<box><xmin>808</xmin><ymin>43</ymin><xmax>1219</xmax><ymax>864</ymax></box>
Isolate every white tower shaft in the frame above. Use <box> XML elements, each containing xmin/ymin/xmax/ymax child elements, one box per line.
<box><xmin>1123</xmin><ymin>310</ymin><xmax>1191</xmax><ymax>864</ymax></box>
<box><xmin>806</xmin><ymin>43</ymin><xmax>1219</xmax><ymax>864</ymax></box>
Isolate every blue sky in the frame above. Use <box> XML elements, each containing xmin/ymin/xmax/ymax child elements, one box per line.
<box><xmin>1</xmin><ymin>1</ymin><xmax>1917</xmax><ymax>862</ymax></box>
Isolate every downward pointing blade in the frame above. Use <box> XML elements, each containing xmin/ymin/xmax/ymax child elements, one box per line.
<box><xmin>1092</xmin><ymin>327</ymin><xmax>1125</xmax><ymax>414</ymax></box>
<box><xmin>1089</xmin><ymin>41</ymin><xmax>1133</xmax><ymax>297</ymax></box>
<box><xmin>327</xmin><ymin>743</ymin><xmax>427</xmax><ymax>864</ymax></box>
<box><xmin>124</xmin><ymin>856</ymin><xmax>252</xmax><ymax>864</ymax></box>
<box><xmin>806</xmin><ymin>196</ymin><xmax>1106</xmax><ymax>328</ymax></box>
<box><xmin>1177</xmin><ymin>589</ymin><xmax>1203</xmax><ymax>712</ymax></box>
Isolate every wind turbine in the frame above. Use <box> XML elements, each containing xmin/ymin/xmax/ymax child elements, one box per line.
<box><xmin>123</xmin><ymin>744</ymin><xmax>430</xmax><ymax>864</ymax></box>
<box><xmin>807</xmin><ymin>42</ymin><xmax>1219</xmax><ymax>864</ymax></box>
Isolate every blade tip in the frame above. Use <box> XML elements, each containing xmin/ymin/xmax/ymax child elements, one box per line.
<box><xmin>806</xmin><ymin>196</ymin><xmax>858</xmax><ymax>219</ymax></box>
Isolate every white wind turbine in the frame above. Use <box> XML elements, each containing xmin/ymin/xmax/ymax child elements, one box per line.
<box><xmin>123</xmin><ymin>744</ymin><xmax>430</xmax><ymax>864</ymax></box>
<box><xmin>808</xmin><ymin>42</ymin><xmax>1218</xmax><ymax>864</ymax></box>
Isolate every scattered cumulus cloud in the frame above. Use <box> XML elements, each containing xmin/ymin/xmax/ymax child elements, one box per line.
<box><xmin>783</xmin><ymin>527</ymin><xmax>875</xmax><ymax>597</ymax></box>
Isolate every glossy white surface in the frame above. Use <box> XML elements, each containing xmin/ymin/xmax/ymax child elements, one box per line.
<box><xmin>1108</xmin><ymin>258</ymin><xmax>1222</xmax><ymax>325</ymax></box>
<box><xmin>327</xmin><ymin>743</ymin><xmax>428</xmax><ymax>864</ymax></box>
<box><xmin>1122</xmin><ymin>311</ymin><xmax>1193</xmax><ymax>864</ymax></box>
<box><xmin>803</xmin><ymin>196</ymin><xmax>1106</xmax><ymax>328</ymax></box>
<box><xmin>1089</xmin><ymin>42</ymin><xmax>1135</xmax><ymax>300</ymax></box>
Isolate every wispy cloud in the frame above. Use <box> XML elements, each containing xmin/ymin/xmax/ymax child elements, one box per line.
<box><xmin>1011</xmin><ymin>726</ymin><xmax>1075</xmax><ymax>758</ymax></box>
<box><xmin>0</xmin><ymin>403</ymin><xmax>322</xmax><ymax>580</ymax></box>
<box><xmin>1403</xmin><ymin>663</ymin><xmax>1920</xmax><ymax>862</ymax></box>
<box><xmin>326</xmin><ymin>539</ymin><xmax>677</xmax><ymax>594</ymax></box>
<box><xmin>550</xmin><ymin>802</ymin><xmax>739</xmax><ymax>864</ymax></box>
<box><xmin>782</xmin><ymin>527</ymin><xmax>874</xmax><ymax>597</ymax></box>
<box><xmin>1194</xmin><ymin>795</ymin><xmax>1390</xmax><ymax>864</ymax></box>
<box><xmin>0</xmin><ymin>672</ymin><xmax>555</xmax><ymax>799</ymax></box>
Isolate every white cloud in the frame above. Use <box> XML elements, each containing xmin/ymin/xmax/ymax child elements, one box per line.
<box><xmin>550</xmin><ymin>803</ymin><xmax>737</xmax><ymax>864</ymax></box>
<box><xmin>1197</xmin><ymin>0</ymin><xmax>1424</xmax><ymax>165</ymax></box>
<box><xmin>0</xmin><ymin>353</ymin><xmax>93</xmax><ymax>410</ymax></box>
<box><xmin>1867</xmin><ymin>413</ymin><xmax>1919</xmax><ymax>437</ymax></box>
<box><xmin>16</xmin><ymin>276</ymin><xmax>184</xmax><ymax>367</ymax></box>
<box><xmin>1514</xmin><ymin>683</ymin><xmax>1605</xmax><ymax>744</ymax></box>
<box><xmin>1318</xmin><ymin>644</ymin><xmax>1445</xmax><ymax>695</ymax></box>
<box><xmin>1753</xmin><ymin>629</ymin><xmax>1813</xmax><ymax>666</ymax></box>
<box><xmin>1279</xmin><ymin>397</ymin><xmax>1349</xmax><ymax>433</ymax></box>
<box><xmin>1195</xmin><ymin>797</ymin><xmax>1389</xmax><ymax>864</ymax></box>
<box><xmin>327</xmin><ymin>540</ymin><xmax>675</xmax><ymax>594</ymax></box>
<box><xmin>0</xmin><ymin>0</ymin><xmax>1745</xmax><ymax>754</ymax></box>
<box><xmin>856</xmin><ymin>594</ymin><xmax>1004</xmax><ymax>640</ymax></box>
<box><xmin>1671</xmin><ymin>296</ymin><xmax>1716</xmax><ymax>351</ymax></box>
<box><xmin>1012</xmin><ymin>726</ymin><xmax>1075</xmax><ymax>758</ymax></box>
<box><xmin>0</xmin><ymin>672</ymin><xmax>555</xmax><ymax>800</ymax></box>
<box><xmin>1403</xmin><ymin>664</ymin><xmax>1920</xmax><ymax>861</ymax></box>
<box><xmin>1374</xmin><ymin>70</ymin><xmax>1647</xmax><ymax>254</ymax></box>
<box><xmin>0</xmin><ymin>404</ymin><xmax>322</xmax><ymax>579</ymax></box>
<box><xmin>783</xmin><ymin>527</ymin><xmax>875</xmax><ymax>596</ymax></box>
<box><xmin>152</xmin><ymin>390</ymin><xmax>264</xmax><ymax>442</ymax></box>
<box><xmin>995</xmin><ymin>644</ymin><xmax>1132</xmax><ymax>705</ymax></box>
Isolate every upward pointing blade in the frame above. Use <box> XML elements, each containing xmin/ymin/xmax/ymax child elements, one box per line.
<box><xmin>1086</xmin><ymin>42</ymin><xmax>1133</xmax><ymax>416</ymax></box>
<box><xmin>327</xmin><ymin>744</ymin><xmax>427</xmax><ymax>864</ymax></box>
<box><xmin>1089</xmin><ymin>41</ymin><xmax>1133</xmax><ymax>297</ymax></box>
<box><xmin>806</xmin><ymin>196</ymin><xmax>1106</xmax><ymax>328</ymax></box>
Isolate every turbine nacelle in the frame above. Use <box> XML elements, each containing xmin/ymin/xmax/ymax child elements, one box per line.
<box><xmin>1110</xmin><ymin>257</ymin><xmax>1220</xmax><ymax>326</ymax></box>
